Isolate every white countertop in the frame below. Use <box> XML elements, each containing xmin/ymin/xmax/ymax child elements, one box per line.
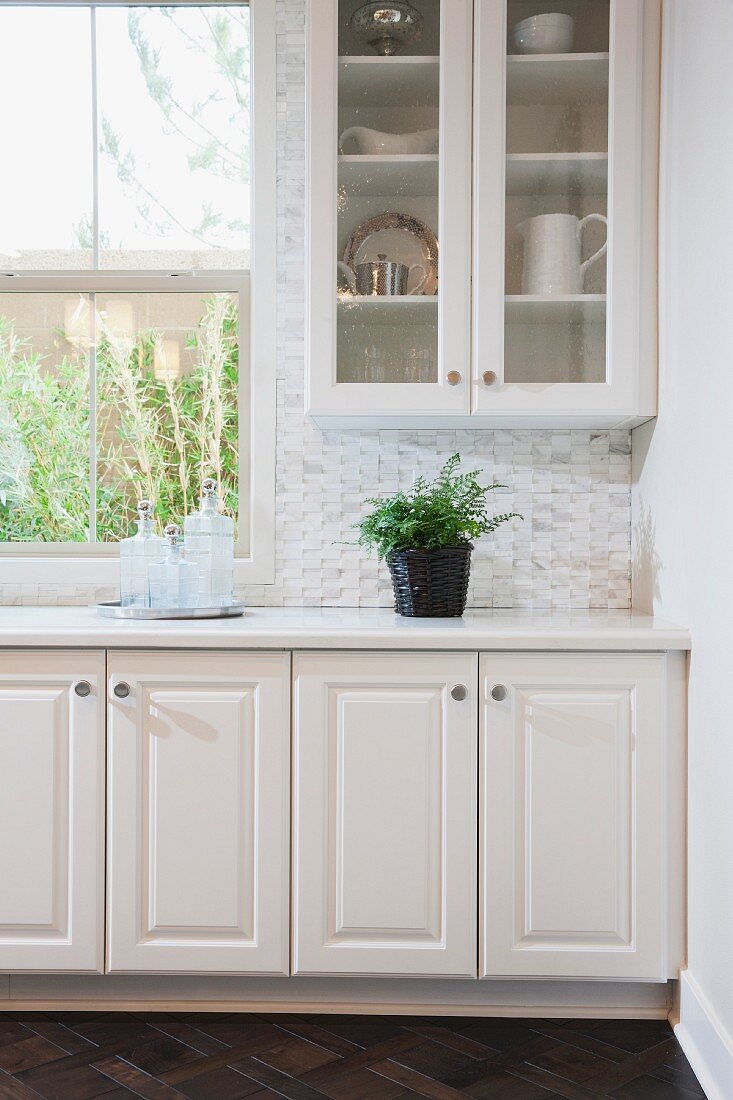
<box><xmin>0</xmin><ymin>606</ymin><xmax>691</xmax><ymax>650</ymax></box>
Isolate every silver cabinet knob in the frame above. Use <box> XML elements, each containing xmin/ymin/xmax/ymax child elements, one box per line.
<box><xmin>446</xmin><ymin>370</ymin><xmax>462</xmax><ymax>386</ymax></box>
<box><xmin>74</xmin><ymin>680</ymin><xmax>92</xmax><ymax>698</ymax></box>
<box><xmin>113</xmin><ymin>682</ymin><xmax>131</xmax><ymax>699</ymax></box>
<box><xmin>482</xmin><ymin>370</ymin><xmax>497</xmax><ymax>386</ymax></box>
<box><xmin>450</xmin><ymin>684</ymin><xmax>468</xmax><ymax>701</ymax></box>
<box><xmin>490</xmin><ymin>684</ymin><xmax>507</xmax><ymax>702</ymax></box>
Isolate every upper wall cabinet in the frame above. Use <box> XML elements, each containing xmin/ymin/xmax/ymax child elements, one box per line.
<box><xmin>306</xmin><ymin>0</ymin><xmax>660</xmax><ymax>428</ymax></box>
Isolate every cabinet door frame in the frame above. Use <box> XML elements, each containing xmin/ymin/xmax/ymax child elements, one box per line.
<box><xmin>306</xmin><ymin>0</ymin><xmax>474</xmax><ymax>419</ymax></box>
<box><xmin>480</xmin><ymin>651</ymin><xmax>674</xmax><ymax>980</ymax></box>
<box><xmin>106</xmin><ymin>649</ymin><xmax>290</xmax><ymax>975</ymax></box>
<box><xmin>293</xmin><ymin>650</ymin><xmax>478</xmax><ymax>977</ymax></box>
<box><xmin>0</xmin><ymin>649</ymin><xmax>105</xmax><ymax>973</ymax></box>
<box><xmin>471</xmin><ymin>0</ymin><xmax>660</xmax><ymax>423</ymax></box>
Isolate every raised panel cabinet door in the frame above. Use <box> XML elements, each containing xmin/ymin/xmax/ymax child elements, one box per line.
<box><xmin>0</xmin><ymin>650</ymin><xmax>104</xmax><ymax>972</ymax></box>
<box><xmin>107</xmin><ymin>650</ymin><xmax>289</xmax><ymax>974</ymax></box>
<box><xmin>481</xmin><ymin>652</ymin><xmax>667</xmax><ymax>979</ymax></box>
<box><xmin>293</xmin><ymin>651</ymin><xmax>477</xmax><ymax>977</ymax></box>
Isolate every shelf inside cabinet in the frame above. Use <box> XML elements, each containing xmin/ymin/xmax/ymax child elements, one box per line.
<box><xmin>338</xmin><ymin>295</ymin><xmax>438</xmax><ymax>326</ymax></box>
<box><xmin>338</xmin><ymin>56</ymin><xmax>440</xmax><ymax>108</ymax></box>
<box><xmin>506</xmin><ymin>53</ymin><xmax>609</xmax><ymax>105</ymax></box>
<box><xmin>505</xmin><ymin>153</ymin><xmax>607</xmax><ymax>196</ymax></box>
<box><xmin>338</xmin><ymin>155</ymin><xmax>439</xmax><ymax>197</ymax></box>
<box><xmin>505</xmin><ymin>294</ymin><xmax>606</xmax><ymax>323</ymax></box>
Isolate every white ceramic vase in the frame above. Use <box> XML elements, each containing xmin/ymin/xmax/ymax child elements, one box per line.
<box><xmin>518</xmin><ymin>212</ymin><xmax>608</xmax><ymax>294</ymax></box>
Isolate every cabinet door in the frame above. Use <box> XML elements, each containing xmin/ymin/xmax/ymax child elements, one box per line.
<box><xmin>107</xmin><ymin>651</ymin><xmax>289</xmax><ymax>974</ymax></box>
<box><xmin>472</xmin><ymin>0</ymin><xmax>660</xmax><ymax>425</ymax></box>
<box><xmin>481</xmin><ymin>652</ymin><xmax>666</xmax><ymax>979</ymax></box>
<box><xmin>293</xmin><ymin>651</ymin><xmax>477</xmax><ymax>976</ymax></box>
<box><xmin>0</xmin><ymin>650</ymin><xmax>104</xmax><ymax>972</ymax></box>
<box><xmin>306</xmin><ymin>0</ymin><xmax>473</xmax><ymax>423</ymax></box>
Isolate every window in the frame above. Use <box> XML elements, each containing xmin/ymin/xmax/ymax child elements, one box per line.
<box><xmin>0</xmin><ymin>0</ymin><xmax>275</xmax><ymax>583</ymax></box>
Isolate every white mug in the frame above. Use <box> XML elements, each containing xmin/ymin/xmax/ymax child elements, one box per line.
<box><xmin>518</xmin><ymin>213</ymin><xmax>608</xmax><ymax>294</ymax></box>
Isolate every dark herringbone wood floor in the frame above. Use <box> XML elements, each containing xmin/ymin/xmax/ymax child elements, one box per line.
<box><xmin>0</xmin><ymin>1012</ymin><xmax>706</xmax><ymax>1099</ymax></box>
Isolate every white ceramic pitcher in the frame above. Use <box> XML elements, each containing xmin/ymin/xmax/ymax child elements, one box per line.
<box><xmin>518</xmin><ymin>213</ymin><xmax>608</xmax><ymax>294</ymax></box>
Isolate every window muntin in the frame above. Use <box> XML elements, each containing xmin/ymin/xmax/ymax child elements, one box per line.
<box><xmin>0</xmin><ymin>3</ymin><xmax>251</xmax><ymax>556</ymax></box>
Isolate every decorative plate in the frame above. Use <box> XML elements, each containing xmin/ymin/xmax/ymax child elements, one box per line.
<box><xmin>343</xmin><ymin>212</ymin><xmax>438</xmax><ymax>295</ymax></box>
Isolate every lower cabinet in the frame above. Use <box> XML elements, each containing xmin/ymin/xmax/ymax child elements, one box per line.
<box><xmin>481</xmin><ymin>652</ymin><xmax>680</xmax><ymax>980</ymax></box>
<box><xmin>0</xmin><ymin>642</ymin><xmax>683</xmax><ymax>986</ymax></box>
<box><xmin>0</xmin><ymin>650</ymin><xmax>105</xmax><ymax>972</ymax></box>
<box><xmin>106</xmin><ymin>650</ymin><xmax>290</xmax><ymax>974</ymax></box>
<box><xmin>292</xmin><ymin>651</ymin><xmax>478</xmax><ymax>977</ymax></box>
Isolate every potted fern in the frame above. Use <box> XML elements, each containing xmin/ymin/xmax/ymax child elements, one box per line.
<box><xmin>354</xmin><ymin>454</ymin><xmax>521</xmax><ymax>617</ymax></box>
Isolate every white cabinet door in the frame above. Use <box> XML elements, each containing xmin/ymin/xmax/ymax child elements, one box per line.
<box><xmin>306</xmin><ymin>0</ymin><xmax>474</xmax><ymax>424</ymax></box>
<box><xmin>472</xmin><ymin>0</ymin><xmax>660</xmax><ymax>427</ymax></box>
<box><xmin>107</xmin><ymin>651</ymin><xmax>289</xmax><ymax>974</ymax></box>
<box><xmin>481</xmin><ymin>652</ymin><xmax>667</xmax><ymax>979</ymax></box>
<box><xmin>0</xmin><ymin>650</ymin><xmax>104</xmax><ymax>972</ymax></box>
<box><xmin>293</xmin><ymin>651</ymin><xmax>477</xmax><ymax>977</ymax></box>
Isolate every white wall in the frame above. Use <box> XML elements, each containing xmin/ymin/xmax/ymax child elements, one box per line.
<box><xmin>633</xmin><ymin>1</ymin><xmax>733</xmax><ymax>1093</ymax></box>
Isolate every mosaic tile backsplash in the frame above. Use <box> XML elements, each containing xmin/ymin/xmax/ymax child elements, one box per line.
<box><xmin>0</xmin><ymin>0</ymin><xmax>631</xmax><ymax>610</ymax></box>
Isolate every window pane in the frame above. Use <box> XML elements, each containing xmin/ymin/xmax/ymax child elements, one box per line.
<box><xmin>0</xmin><ymin>8</ymin><xmax>93</xmax><ymax>269</ymax></box>
<box><xmin>0</xmin><ymin>295</ymin><xmax>90</xmax><ymax>541</ymax></box>
<box><xmin>96</xmin><ymin>6</ymin><xmax>250</xmax><ymax>270</ymax></box>
<box><xmin>96</xmin><ymin>292</ymin><xmax>239</xmax><ymax>542</ymax></box>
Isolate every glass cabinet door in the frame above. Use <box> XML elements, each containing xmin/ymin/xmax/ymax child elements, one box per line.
<box><xmin>307</xmin><ymin>0</ymin><xmax>473</xmax><ymax>421</ymax></box>
<box><xmin>473</xmin><ymin>0</ymin><xmax>656</xmax><ymax>422</ymax></box>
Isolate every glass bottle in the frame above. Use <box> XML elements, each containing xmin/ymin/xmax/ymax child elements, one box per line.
<box><xmin>119</xmin><ymin>499</ymin><xmax>165</xmax><ymax>608</ymax></box>
<box><xmin>183</xmin><ymin>478</ymin><xmax>235</xmax><ymax>607</ymax></box>
<box><xmin>148</xmin><ymin>523</ymin><xmax>199</xmax><ymax>609</ymax></box>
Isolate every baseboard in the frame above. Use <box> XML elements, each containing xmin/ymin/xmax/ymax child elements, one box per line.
<box><xmin>667</xmin><ymin>976</ymin><xmax>680</xmax><ymax>1028</ymax></box>
<box><xmin>675</xmin><ymin>969</ymin><xmax>733</xmax><ymax>1100</ymax></box>
<box><xmin>2</xmin><ymin>974</ymin><xmax>672</xmax><ymax>1018</ymax></box>
<box><xmin>0</xmin><ymin>1001</ymin><xmax>673</xmax><ymax>1017</ymax></box>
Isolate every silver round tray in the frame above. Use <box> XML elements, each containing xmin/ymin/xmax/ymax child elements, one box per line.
<box><xmin>95</xmin><ymin>601</ymin><xmax>245</xmax><ymax>620</ymax></box>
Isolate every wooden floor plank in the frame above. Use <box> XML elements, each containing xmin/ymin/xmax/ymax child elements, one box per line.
<box><xmin>0</xmin><ymin>1012</ymin><xmax>706</xmax><ymax>1100</ymax></box>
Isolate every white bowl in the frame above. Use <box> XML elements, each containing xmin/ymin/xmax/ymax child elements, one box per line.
<box><xmin>339</xmin><ymin>125</ymin><xmax>439</xmax><ymax>156</ymax></box>
<box><xmin>521</xmin><ymin>11</ymin><xmax>572</xmax><ymax>22</ymax></box>
<box><xmin>513</xmin><ymin>13</ymin><xmax>575</xmax><ymax>54</ymax></box>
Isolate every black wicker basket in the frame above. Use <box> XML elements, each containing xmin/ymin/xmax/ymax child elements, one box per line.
<box><xmin>387</xmin><ymin>544</ymin><xmax>473</xmax><ymax>618</ymax></box>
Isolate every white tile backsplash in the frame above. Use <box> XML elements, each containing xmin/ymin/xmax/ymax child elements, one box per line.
<box><xmin>0</xmin><ymin>0</ymin><xmax>631</xmax><ymax>610</ymax></box>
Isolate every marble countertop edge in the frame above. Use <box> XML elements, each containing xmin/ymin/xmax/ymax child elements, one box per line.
<box><xmin>0</xmin><ymin>606</ymin><xmax>691</xmax><ymax>650</ymax></box>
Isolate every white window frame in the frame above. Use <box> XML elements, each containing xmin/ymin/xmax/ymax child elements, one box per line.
<box><xmin>0</xmin><ymin>0</ymin><xmax>276</xmax><ymax>586</ymax></box>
